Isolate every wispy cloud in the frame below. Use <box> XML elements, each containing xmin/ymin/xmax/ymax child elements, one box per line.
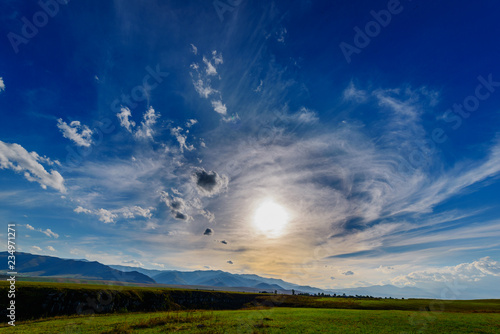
<box><xmin>0</xmin><ymin>77</ymin><xmax>5</xmax><ymax>92</ymax></box>
<box><xmin>343</xmin><ymin>81</ymin><xmax>367</xmax><ymax>103</ymax></box>
<box><xmin>190</xmin><ymin>43</ymin><xmax>198</xmax><ymax>55</ymax></box>
<box><xmin>24</xmin><ymin>224</ymin><xmax>59</xmax><ymax>238</ymax></box>
<box><xmin>190</xmin><ymin>47</ymin><xmax>237</xmax><ymax>121</ymax></box>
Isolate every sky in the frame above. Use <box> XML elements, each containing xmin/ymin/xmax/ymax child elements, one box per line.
<box><xmin>1</xmin><ymin>0</ymin><xmax>500</xmax><ymax>298</ymax></box>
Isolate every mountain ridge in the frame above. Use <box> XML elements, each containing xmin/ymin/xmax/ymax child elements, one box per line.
<box><xmin>1</xmin><ymin>252</ymin><xmax>434</xmax><ymax>298</ymax></box>
<box><xmin>0</xmin><ymin>252</ymin><xmax>155</xmax><ymax>284</ymax></box>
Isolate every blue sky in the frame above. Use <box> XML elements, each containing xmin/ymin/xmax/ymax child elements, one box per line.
<box><xmin>1</xmin><ymin>0</ymin><xmax>500</xmax><ymax>297</ymax></box>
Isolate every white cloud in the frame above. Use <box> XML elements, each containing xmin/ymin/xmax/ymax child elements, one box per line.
<box><xmin>186</xmin><ymin>119</ymin><xmax>198</xmax><ymax>128</ymax></box>
<box><xmin>117</xmin><ymin>106</ymin><xmax>160</xmax><ymax>140</ymax></box>
<box><xmin>0</xmin><ymin>141</ymin><xmax>66</xmax><ymax>192</ymax></box>
<box><xmin>74</xmin><ymin>205</ymin><xmax>153</xmax><ymax>223</ymax></box>
<box><xmin>151</xmin><ymin>262</ymin><xmax>165</xmax><ymax>268</ymax></box>
<box><xmin>0</xmin><ymin>77</ymin><xmax>5</xmax><ymax>92</ymax></box>
<box><xmin>23</xmin><ymin>224</ymin><xmax>59</xmax><ymax>238</ymax></box>
<box><xmin>276</xmin><ymin>27</ymin><xmax>287</xmax><ymax>43</ymax></box>
<box><xmin>193</xmin><ymin>79</ymin><xmax>217</xmax><ymax>98</ymax></box>
<box><xmin>376</xmin><ymin>265</ymin><xmax>395</xmax><ymax>274</ymax></box>
<box><xmin>200</xmin><ymin>209</ymin><xmax>215</xmax><ymax>223</ymax></box>
<box><xmin>190</xmin><ymin>43</ymin><xmax>198</xmax><ymax>55</ymax></box>
<box><xmin>74</xmin><ymin>206</ymin><xmax>92</xmax><ymax>214</ymax></box>
<box><xmin>47</xmin><ymin>246</ymin><xmax>56</xmax><ymax>252</ymax></box>
<box><xmin>118</xmin><ymin>206</ymin><xmax>153</xmax><ymax>219</ymax></box>
<box><xmin>135</xmin><ymin>107</ymin><xmax>160</xmax><ymax>140</ymax></box>
<box><xmin>203</xmin><ymin>56</ymin><xmax>217</xmax><ymax>76</ymax></box>
<box><xmin>211</xmin><ymin>100</ymin><xmax>227</xmax><ymax>115</ymax></box>
<box><xmin>31</xmin><ymin>246</ymin><xmax>42</xmax><ymax>252</ymax></box>
<box><xmin>97</xmin><ymin>208</ymin><xmax>118</xmax><ymax>224</ymax></box>
<box><xmin>117</xmin><ymin>107</ymin><xmax>136</xmax><ymax>132</ymax></box>
<box><xmin>57</xmin><ymin>119</ymin><xmax>94</xmax><ymax>147</ymax></box>
<box><xmin>294</xmin><ymin>107</ymin><xmax>319</xmax><ymax>124</ymax></box>
<box><xmin>30</xmin><ymin>152</ymin><xmax>61</xmax><ymax>167</ymax></box>
<box><xmin>212</xmin><ymin>50</ymin><xmax>223</xmax><ymax>65</ymax></box>
<box><xmin>122</xmin><ymin>259</ymin><xmax>144</xmax><ymax>267</ymax></box>
<box><xmin>392</xmin><ymin>257</ymin><xmax>500</xmax><ymax>287</ymax></box>
<box><xmin>343</xmin><ymin>81</ymin><xmax>367</xmax><ymax>102</ymax></box>
<box><xmin>171</xmin><ymin>126</ymin><xmax>195</xmax><ymax>153</ymax></box>
<box><xmin>255</xmin><ymin>80</ymin><xmax>263</xmax><ymax>92</ymax></box>
<box><xmin>189</xmin><ymin>49</ymin><xmax>235</xmax><ymax>120</ymax></box>
<box><xmin>42</xmin><ymin>228</ymin><xmax>59</xmax><ymax>238</ymax></box>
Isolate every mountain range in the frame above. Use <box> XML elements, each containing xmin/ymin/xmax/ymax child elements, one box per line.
<box><xmin>0</xmin><ymin>252</ymin><xmax>154</xmax><ymax>284</ymax></box>
<box><xmin>1</xmin><ymin>252</ymin><xmax>434</xmax><ymax>298</ymax></box>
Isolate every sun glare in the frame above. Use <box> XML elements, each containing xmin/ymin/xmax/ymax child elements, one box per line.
<box><xmin>253</xmin><ymin>199</ymin><xmax>290</xmax><ymax>237</ymax></box>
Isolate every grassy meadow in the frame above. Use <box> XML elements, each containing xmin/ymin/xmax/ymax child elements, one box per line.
<box><xmin>2</xmin><ymin>307</ymin><xmax>500</xmax><ymax>333</ymax></box>
<box><xmin>1</xmin><ymin>281</ymin><xmax>499</xmax><ymax>333</ymax></box>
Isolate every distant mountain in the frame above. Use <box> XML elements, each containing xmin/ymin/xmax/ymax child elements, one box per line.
<box><xmin>0</xmin><ymin>252</ymin><xmax>155</xmax><ymax>284</ymax></box>
<box><xmin>112</xmin><ymin>264</ymin><xmax>432</xmax><ymax>298</ymax></box>
<box><xmin>112</xmin><ymin>265</ymin><xmax>323</xmax><ymax>294</ymax></box>
<box><xmin>254</xmin><ymin>282</ymin><xmax>284</xmax><ymax>291</ymax></box>
<box><xmin>151</xmin><ymin>270</ymin><xmax>281</xmax><ymax>289</ymax></box>
<box><xmin>109</xmin><ymin>265</ymin><xmax>164</xmax><ymax>278</ymax></box>
<box><xmin>5</xmin><ymin>253</ymin><xmax>434</xmax><ymax>298</ymax></box>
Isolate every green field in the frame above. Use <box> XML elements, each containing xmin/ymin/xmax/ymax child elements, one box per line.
<box><xmin>2</xmin><ymin>307</ymin><xmax>500</xmax><ymax>333</ymax></box>
<box><xmin>1</xmin><ymin>281</ymin><xmax>499</xmax><ymax>333</ymax></box>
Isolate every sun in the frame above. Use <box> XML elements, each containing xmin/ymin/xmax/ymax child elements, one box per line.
<box><xmin>253</xmin><ymin>199</ymin><xmax>290</xmax><ymax>237</ymax></box>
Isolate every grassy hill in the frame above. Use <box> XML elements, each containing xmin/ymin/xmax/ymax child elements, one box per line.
<box><xmin>1</xmin><ymin>281</ymin><xmax>499</xmax><ymax>322</ymax></box>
